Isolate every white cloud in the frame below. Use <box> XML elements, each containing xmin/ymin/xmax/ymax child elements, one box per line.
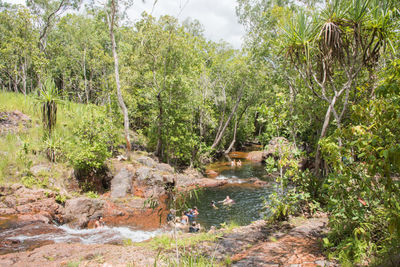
<box><xmin>4</xmin><ymin>0</ymin><xmax>245</xmax><ymax>49</ymax></box>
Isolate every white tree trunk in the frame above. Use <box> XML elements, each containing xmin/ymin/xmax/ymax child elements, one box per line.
<box><xmin>107</xmin><ymin>0</ymin><xmax>131</xmax><ymax>151</ymax></box>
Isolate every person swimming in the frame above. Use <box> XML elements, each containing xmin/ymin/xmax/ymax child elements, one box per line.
<box><xmin>221</xmin><ymin>195</ymin><xmax>235</xmax><ymax>205</ymax></box>
<box><xmin>211</xmin><ymin>200</ymin><xmax>218</xmax><ymax>209</ymax></box>
<box><xmin>236</xmin><ymin>160</ymin><xmax>242</xmax><ymax>166</ymax></box>
<box><xmin>231</xmin><ymin>160</ymin><xmax>236</xmax><ymax>166</ymax></box>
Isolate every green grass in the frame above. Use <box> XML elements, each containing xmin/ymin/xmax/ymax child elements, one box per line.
<box><xmin>140</xmin><ymin>231</ymin><xmax>221</xmax><ymax>251</ymax></box>
<box><xmin>0</xmin><ymin>92</ymin><xmax>122</xmax><ymax>186</ymax></box>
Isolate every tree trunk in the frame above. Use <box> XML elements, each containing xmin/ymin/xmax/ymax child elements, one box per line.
<box><xmin>314</xmin><ymin>95</ymin><xmax>337</xmax><ymax>175</ymax></box>
<box><xmin>156</xmin><ymin>92</ymin><xmax>163</xmax><ymax>158</ymax></box>
<box><xmin>83</xmin><ymin>48</ymin><xmax>89</xmax><ymax>104</ymax></box>
<box><xmin>224</xmin><ymin>116</ymin><xmax>238</xmax><ymax>154</ymax></box>
<box><xmin>107</xmin><ymin>0</ymin><xmax>131</xmax><ymax>151</ymax></box>
<box><xmin>211</xmin><ymin>90</ymin><xmax>243</xmax><ymax>150</ymax></box>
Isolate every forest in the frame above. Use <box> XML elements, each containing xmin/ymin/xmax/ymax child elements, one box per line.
<box><xmin>1</xmin><ymin>0</ymin><xmax>400</xmax><ymax>265</ymax></box>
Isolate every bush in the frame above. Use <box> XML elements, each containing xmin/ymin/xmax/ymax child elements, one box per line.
<box><xmin>66</xmin><ymin>112</ymin><xmax>119</xmax><ymax>173</ymax></box>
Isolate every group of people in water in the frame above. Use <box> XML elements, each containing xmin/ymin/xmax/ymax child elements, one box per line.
<box><xmin>166</xmin><ymin>195</ymin><xmax>236</xmax><ymax>233</ymax></box>
<box><xmin>230</xmin><ymin>159</ymin><xmax>242</xmax><ymax>166</ymax></box>
<box><xmin>167</xmin><ymin>207</ymin><xmax>201</xmax><ymax>233</ymax></box>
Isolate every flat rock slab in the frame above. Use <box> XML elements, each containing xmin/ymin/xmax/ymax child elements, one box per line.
<box><xmin>111</xmin><ymin>168</ymin><xmax>134</xmax><ymax>198</ymax></box>
<box><xmin>231</xmin><ymin>217</ymin><xmax>337</xmax><ymax>267</ymax></box>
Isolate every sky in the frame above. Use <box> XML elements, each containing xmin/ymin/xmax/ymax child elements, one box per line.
<box><xmin>4</xmin><ymin>0</ymin><xmax>246</xmax><ymax>49</ymax></box>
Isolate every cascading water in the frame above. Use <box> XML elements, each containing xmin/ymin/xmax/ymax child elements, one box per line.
<box><xmin>0</xmin><ymin>217</ymin><xmax>165</xmax><ymax>255</ymax></box>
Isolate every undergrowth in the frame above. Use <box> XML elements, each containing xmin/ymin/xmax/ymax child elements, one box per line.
<box><xmin>0</xmin><ymin>92</ymin><xmax>123</xmax><ymax>192</ymax></box>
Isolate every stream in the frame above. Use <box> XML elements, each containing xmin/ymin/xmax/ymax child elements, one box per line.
<box><xmin>0</xmin><ymin>150</ymin><xmax>273</xmax><ymax>255</ymax></box>
<box><xmin>188</xmin><ymin>153</ymin><xmax>274</xmax><ymax>228</ymax></box>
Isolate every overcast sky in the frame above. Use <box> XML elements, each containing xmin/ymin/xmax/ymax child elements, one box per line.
<box><xmin>4</xmin><ymin>0</ymin><xmax>245</xmax><ymax>49</ymax></box>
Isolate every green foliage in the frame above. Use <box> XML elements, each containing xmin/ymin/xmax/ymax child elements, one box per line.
<box><xmin>21</xmin><ymin>175</ymin><xmax>48</xmax><ymax>189</ymax></box>
<box><xmin>318</xmin><ymin>59</ymin><xmax>400</xmax><ymax>264</ymax></box>
<box><xmin>85</xmin><ymin>191</ymin><xmax>99</xmax><ymax>199</ymax></box>
<box><xmin>37</xmin><ymin>78</ymin><xmax>61</xmax><ymax>139</ymax></box>
<box><xmin>66</xmin><ymin>111</ymin><xmax>118</xmax><ymax>173</ymax></box>
<box><xmin>55</xmin><ymin>193</ymin><xmax>66</xmax><ymax>204</ymax></box>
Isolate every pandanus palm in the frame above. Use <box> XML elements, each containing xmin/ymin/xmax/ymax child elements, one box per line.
<box><xmin>280</xmin><ymin>0</ymin><xmax>395</xmax><ymax>175</ymax></box>
<box><xmin>37</xmin><ymin>78</ymin><xmax>60</xmax><ymax>139</ymax></box>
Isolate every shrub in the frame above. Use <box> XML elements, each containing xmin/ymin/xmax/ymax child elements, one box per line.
<box><xmin>66</xmin><ymin>112</ymin><xmax>119</xmax><ymax>173</ymax></box>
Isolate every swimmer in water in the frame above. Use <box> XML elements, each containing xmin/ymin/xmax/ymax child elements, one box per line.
<box><xmin>221</xmin><ymin>195</ymin><xmax>235</xmax><ymax>205</ymax></box>
<box><xmin>237</xmin><ymin>160</ymin><xmax>242</xmax><ymax>166</ymax></box>
<box><xmin>211</xmin><ymin>200</ymin><xmax>218</xmax><ymax>209</ymax></box>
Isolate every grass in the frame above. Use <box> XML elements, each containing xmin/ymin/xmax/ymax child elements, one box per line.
<box><xmin>142</xmin><ymin>231</ymin><xmax>221</xmax><ymax>251</ymax></box>
<box><xmin>0</xmin><ymin>91</ymin><xmax>121</xmax><ymax>187</ymax></box>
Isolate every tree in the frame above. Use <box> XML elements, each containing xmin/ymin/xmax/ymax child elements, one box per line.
<box><xmin>280</xmin><ymin>0</ymin><xmax>396</xmax><ymax>175</ymax></box>
<box><xmin>105</xmin><ymin>0</ymin><xmax>131</xmax><ymax>151</ymax></box>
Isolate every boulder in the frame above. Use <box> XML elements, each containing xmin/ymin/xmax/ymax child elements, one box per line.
<box><xmin>30</xmin><ymin>164</ymin><xmax>51</xmax><ymax>176</ymax></box>
<box><xmin>63</xmin><ymin>197</ymin><xmax>104</xmax><ymax>228</ymax></box>
<box><xmin>110</xmin><ymin>168</ymin><xmax>134</xmax><ymax>198</ymax></box>
<box><xmin>151</xmin><ymin>172</ymin><xmax>163</xmax><ymax>184</ymax></box>
<box><xmin>137</xmin><ymin>156</ymin><xmax>156</xmax><ymax>168</ymax></box>
<box><xmin>136</xmin><ymin>167</ymin><xmax>151</xmax><ymax>181</ymax></box>
<box><xmin>246</xmin><ymin>151</ymin><xmax>265</xmax><ymax>162</ymax></box>
<box><xmin>163</xmin><ymin>174</ymin><xmax>175</xmax><ymax>184</ymax></box>
<box><xmin>155</xmin><ymin>163</ymin><xmax>174</xmax><ymax>173</ymax></box>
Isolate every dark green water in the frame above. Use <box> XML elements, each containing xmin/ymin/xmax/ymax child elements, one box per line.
<box><xmin>188</xmin><ymin>160</ymin><xmax>275</xmax><ymax>229</ymax></box>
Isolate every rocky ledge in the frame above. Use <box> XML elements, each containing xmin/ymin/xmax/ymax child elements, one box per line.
<box><xmin>0</xmin><ymin>153</ymin><xmax>228</xmax><ymax>230</ymax></box>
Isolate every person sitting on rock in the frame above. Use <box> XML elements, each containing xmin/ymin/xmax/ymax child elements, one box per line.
<box><xmin>167</xmin><ymin>209</ymin><xmax>176</xmax><ymax>222</ymax></box>
<box><xmin>94</xmin><ymin>216</ymin><xmax>105</xmax><ymax>228</ymax></box>
<box><xmin>231</xmin><ymin>160</ymin><xmax>236</xmax><ymax>166</ymax></box>
<box><xmin>189</xmin><ymin>221</ymin><xmax>200</xmax><ymax>233</ymax></box>
<box><xmin>181</xmin><ymin>212</ymin><xmax>189</xmax><ymax>225</ymax></box>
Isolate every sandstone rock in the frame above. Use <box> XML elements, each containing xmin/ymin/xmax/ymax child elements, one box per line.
<box><xmin>64</xmin><ymin>197</ymin><xmax>104</xmax><ymax>228</ymax></box>
<box><xmin>30</xmin><ymin>164</ymin><xmax>51</xmax><ymax>176</ymax></box>
<box><xmin>136</xmin><ymin>167</ymin><xmax>151</xmax><ymax>181</ymax></box>
<box><xmin>0</xmin><ymin>208</ymin><xmax>16</xmax><ymax>215</ymax></box>
<box><xmin>162</xmin><ymin>174</ymin><xmax>175</xmax><ymax>184</ymax></box>
<box><xmin>110</xmin><ymin>168</ymin><xmax>134</xmax><ymax>198</ymax></box>
<box><xmin>205</xmin><ymin>170</ymin><xmax>219</xmax><ymax>178</ymax></box>
<box><xmin>246</xmin><ymin>151</ymin><xmax>265</xmax><ymax>162</ymax></box>
<box><xmin>151</xmin><ymin>172</ymin><xmax>163</xmax><ymax>183</ymax></box>
<box><xmin>155</xmin><ymin>163</ymin><xmax>174</xmax><ymax>173</ymax></box>
<box><xmin>183</xmin><ymin>167</ymin><xmax>203</xmax><ymax>179</ymax></box>
<box><xmin>137</xmin><ymin>156</ymin><xmax>156</xmax><ymax>168</ymax></box>
<box><xmin>3</xmin><ymin>196</ymin><xmax>16</xmax><ymax>208</ymax></box>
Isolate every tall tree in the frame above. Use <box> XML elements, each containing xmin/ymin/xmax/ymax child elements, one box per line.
<box><xmin>105</xmin><ymin>0</ymin><xmax>131</xmax><ymax>151</ymax></box>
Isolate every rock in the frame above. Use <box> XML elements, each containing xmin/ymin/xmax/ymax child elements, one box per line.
<box><xmin>183</xmin><ymin>168</ymin><xmax>203</xmax><ymax>179</ymax></box>
<box><xmin>315</xmin><ymin>260</ymin><xmax>327</xmax><ymax>266</ymax></box>
<box><xmin>0</xmin><ymin>208</ymin><xmax>17</xmax><ymax>215</ymax></box>
<box><xmin>137</xmin><ymin>156</ymin><xmax>156</xmax><ymax>168</ymax></box>
<box><xmin>110</xmin><ymin>168</ymin><xmax>134</xmax><ymax>198</ymax></box>
<box><xmin>30</xmin><ymin>164</ymin><xmax>51</xmax><ymax>176</ymax></box>
<box><xmin>205</xmin><ymin>169</ymin><xmax>219</xmax><ymax>178</ymax></box>
<box><xmin>246</xmin><ymin>151</ymin><xmax>265</xmax><ymax>162</ymax></box>
<box><xmin>3</xmin><ymin>196</ymin><xmax>16</xmax><ymax>208</ymax></box>
<box><xmin>248</xmin><ymin>177</ymin><xmax>268</xmax><ymax>186</ymax></box>
<box><xmin>64</xmin><ymin>197</ymin><xmax>104</xmax><ymax>228</ymax></box>
<box><xmin>117</xmin><ymin>155</ymin><xmax>127</xmax><ymax>161</ymax></box>
<box><xmin>162</xmin><ymin>174</ymin><xmax>175</xmax><ymax>184</ymax></box>
<box><xmin>151</xmin><ymin>172</ymin><xmax>163</xmax><ymax>183</ymax></box>
<box><xmin>155</xmin><ymin>163</ymin><xmax>174</xmax><ymax>173</ymax></box>
<box><xmin>136</xmin><ymin>167</ymin><xmax>151</xmax><ymax>181</ymax></box>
